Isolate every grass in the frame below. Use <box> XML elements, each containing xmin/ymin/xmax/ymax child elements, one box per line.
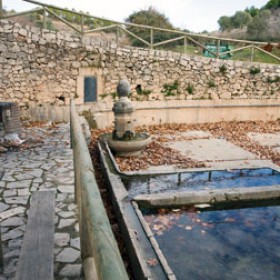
<box><xmin>232</xmin><ymin>48</ymin><xmax>280</xmax><ymax>65</ymax></box>
<box><xmin>158</xmin><ymin>44</ymin><xmax>280</xmax><ymax>65</ymax></box>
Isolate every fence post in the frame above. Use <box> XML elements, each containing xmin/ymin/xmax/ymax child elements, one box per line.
<box><xmin>184</xmin><ymin>37</ymin><xmax>187</xmax><ymax>53</ymax></box>
<box><xmin>0</xmin><ymin>0</ymin><xmax>3</xmax><ymax>18</ymax></box>
<box><xmin>250</xmin><ymin>46</ymin><xmax>254</xmax><ymax>63</ymax></box>
<box><xmin>150</xmin><ymin>28</ymin><xmax>154</xmax><ymax>49</ymax></box>
<box><xmin>217</xmin><ymin>39</ymin><xmax>220</xmax><ymax>59</ymax></box>
<box><xmin>80</xmin><ymin>15</ymin><xmax>84</xmax><ymax>34</ymax></box>
<box><xmin>116</xmin><ymin>25</ymin><xmax>120</xmax><ymax>46</ymax></box>
<box><xmin>43</xmin><ymin>7</ymin><xmax>47</xmax><ymax>29</ymax></box>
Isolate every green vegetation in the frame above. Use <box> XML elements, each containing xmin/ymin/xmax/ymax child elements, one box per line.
<box><xmin>232</xmin><ymin>48</ymin><xmax>280</xmax><ymax>64</ymax></box>
<box><xmin>186</xmin><ymin>84</ymin><xmax>194</xmax><ymax>94</ymax></box>
<box><xmin>47</xmin><ymin>7</ymin><xmax>114</xmax><ymax>30</ymax></box>
<box><xmin>218</xmin><ymin>0</ymin><xmax>280</xmax><ymax>41</ymax></box>
<box><xmin>99</xmin><ymin>93</ymin><xmax>109</xmax><ymax>100</ymax></box>
<box><xmin>28</xmin><ymin>12</ymin><xmax>56</xmax><ymax>31</ymax></box>
<box><xmin>161</xmin><ymin>80</ymin><xmax>180</xmax><ymax>96</ymax></box>
<box><xmin>250</xmin><ymin>67</ymin><xmax>261</xmax><ymax>75</ymax></box>
<box><xmin>267</xmin><ymin>76</ymin><xmax>280</xmax><ymax>83</ymax></box>
<box><xmin>136</xmin><ymin>86</ymin><xmax>152</xmax><ymax>97</ymax></box>
<box><xmin>4</xmin><ymin>0</ymin><xmax>280</xmax><ymax>65</ymax></box>
<box><xmin>207</xmin><ymin>79</ymin><xmax>216</xmax><ymax>88</ymax></box>
<box><xmin>219</xmin><ymin>64</ymin><xmax>228</xmax><ymax>74</ymax></box>
<box><xmin>218</xmin><ymin>11</ymin><xmax>252</xmax><ymax>31</ymax></box>
<box><xmin>157</xmin><ymin>43</ymin><xmax>280</xmax><ymax>64</ymax></box>
<box><xmin>247</xmin><ymin>10</ymin><xmax>272</xmax><ymax>40</ymax></box>
<box><xmin>110</xmin><ymin>92</ymin><xmax>118</xmax><ymax>100</ymax></box>
<box><xmin>264</xmin><ymin>0</ymin><xmax>280</xmax><ymax>10</ymax></box>
<box><xmin>125</xmin><ymin>7</ymin><xmax>178</xmax><ymax>47</ymax></box>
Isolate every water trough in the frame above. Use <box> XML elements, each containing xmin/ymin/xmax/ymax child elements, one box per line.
<box><xmin>99</xmin><ymin>135</ymin><xmax>280</xmax><ymax>279</ymax></box>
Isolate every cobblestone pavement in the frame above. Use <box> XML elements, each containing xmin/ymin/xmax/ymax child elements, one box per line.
<box><xmin>0</xmin><ymin>123</ymin><xmax>83</xmax><ymax>279</ymax></box>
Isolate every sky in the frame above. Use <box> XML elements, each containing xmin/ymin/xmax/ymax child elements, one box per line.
<box><xmin>4</xmin><ymin>0</ymin><xmax>269</xmax><ymax>32</ymax></box>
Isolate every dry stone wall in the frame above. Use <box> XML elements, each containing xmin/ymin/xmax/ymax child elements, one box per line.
<box><xmin>0</xmin><ymin>19</ymin><xmax>280</xmax><ymax>114</ymax></box>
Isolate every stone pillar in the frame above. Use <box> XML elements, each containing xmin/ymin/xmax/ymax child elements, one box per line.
<box><xmin>112</xmin><ymin>80</ymin><xmax>136</xmax><ymax>140</ymax></box>
<box><xmin>5</xmin><ymin>103</ymin><xmax>21</xmax><ymax>134</ymax></box>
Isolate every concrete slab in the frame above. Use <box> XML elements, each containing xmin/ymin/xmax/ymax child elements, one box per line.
<box><xmin>248</xmin><ymin>132</ymin><xmax>280</xmax><ymax>147</ymax></box>
<box><xmin>180</xmin><ymin>131</ymin><xmax>212</xmax><ymax>138</ymax></box>
<box><xmin>153</xmin><ymin>130</ymin><xmax>212</xmax><ymax>141</ymax></box>
<box><xmin>205</xmin><ymin>159</ymin><xmax>279</xmax><ymax>171</ymax></box>
<box><xmin>143</xmin><ymin>160</ymin><xmax>277</xmax><ymax>174</ymax></box>
<box><xmin>167</xmin><ymin>138</ymin><xmax>256</xmax><ymax>162</ymax></box>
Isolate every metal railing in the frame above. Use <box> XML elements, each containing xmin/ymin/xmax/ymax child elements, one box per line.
<box><xmin>70</xmin><ymin>100</ymin><xmax>129</xmax><ymax>280</ymax></box>
<box><xmin>1</xmin><ymin>0</ymin><xmax>280</xmax><ymax>63</ymax></box>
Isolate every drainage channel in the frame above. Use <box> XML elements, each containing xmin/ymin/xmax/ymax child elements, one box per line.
<box><xmin>99</xmin><ymin>137</ymin><xmax>280</xmax><ymax>280</ymax></box>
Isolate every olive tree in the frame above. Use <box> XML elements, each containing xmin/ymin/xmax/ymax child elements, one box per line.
<box><xmin>125</xmin><ymin>7</ymin><xmax>176</xmax><ymax>47</ymax></box>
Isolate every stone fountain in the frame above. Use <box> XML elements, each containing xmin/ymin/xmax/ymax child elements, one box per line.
<box><xmin>107</xmin><ymin>80</ymin><xmax>151</xmax><ymax>157</ymax></box>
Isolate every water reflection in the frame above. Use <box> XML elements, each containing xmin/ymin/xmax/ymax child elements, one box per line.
<box><xmin>143</xmin><ymin>202</ymin><xmax>280</xmax><ymax>280</ymax></box>
<box><xmin>124</xmin><ymin>168</ymin><xmax>280</xmax><ymax>197</ymax></box>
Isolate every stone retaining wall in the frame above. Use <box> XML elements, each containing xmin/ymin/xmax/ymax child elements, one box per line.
<box><xmin>0</xmin><ymin>102</ymin><xmax>21</xmax><ymax>136</ymax></box>
<box><xmin>0</xmin><ymin>20</ymin><xmax>279</xmax><ymax>121</ymax></box>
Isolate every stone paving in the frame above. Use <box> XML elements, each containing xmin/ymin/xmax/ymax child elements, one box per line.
<box><xmin>0</xmin><ymin>123</ymin><xmax>83</xmax><ymax>279</ymax></box>
<box><xmin>168</xmin><ymin>138</ymin><xmax>257</xmax><ymax>162</ymax></box>
<box><xmin>248</xmin><ymin>132</ymin><xmax>280</xmax><ymax>151</ymax></box>
<box><xmin>145</xmin><ymin>130</ymin><xmax>280</xmax><ymax>173</ymax></box>
<box><xmin>1</xmin><ymin>124</ymin><xmax>279</xmax><ymax>279</ymax></box>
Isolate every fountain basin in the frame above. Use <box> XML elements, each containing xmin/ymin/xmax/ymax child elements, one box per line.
<box><xmin>105</xmin><ymin>132</ymin><xmax>151</xmax><ymax>157</ymax></box>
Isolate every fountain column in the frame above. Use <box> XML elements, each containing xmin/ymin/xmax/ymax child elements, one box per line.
<box><xmin>112</xmin><ymin>80</ymin><xmax>136</xmax><ymax>140</ymax></box>
<box><xmin>107</xmin><ymin>80</ymin><xmax>151</xmax><ymax>157</ymax></box>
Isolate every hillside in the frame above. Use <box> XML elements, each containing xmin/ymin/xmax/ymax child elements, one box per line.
<box><xmin>218</xmin><ymin>0</ymin><xmax>280</xmax><ymax>41</ymax></box>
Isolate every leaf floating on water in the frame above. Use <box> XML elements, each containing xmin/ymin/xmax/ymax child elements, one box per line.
<box><xmin>156</xmin><ymin>230</ymin><xmax>164</xmax><ymax>236</ymax></box>
<box><xmin>201</xmin><ymin>222</ymin><xmax>213</xmax><ymax>228</ymax></box>
<box><xmin>153</xmin><ymin>224</ymin><xmax>165</xmax><ymax>231</ymax></box>
<box><xmin>245</xmin><ymin>219</ymin><xmax>254</xmax><ymax>227</ymax></box>
<box><xmin>147</xmin><ymin>258</ymin><xmax>158</xmax><ymax>267</ymax></box>
<box><xmin>225</xmin><ymin>217</ymin><xmax>236</xmax><ymax>223</ymax></box>
<box><xmin>195</xmin><ymin>204</ymin><xmax>211</xmax><ymax>209</ymax></box>
<box><xmin>158</xmin><ymin>208</ymin><xmax>167</xmax><ymax>214</ymax></box>
<box><xmin>187</xmin><ymin>206</ymin><xmax>197</xmax><ymax>213</ymax></box>
<box><xmin>185</xmin><ymin>225</ymin><xmax>192</xmax><ymax>231</ymax></box>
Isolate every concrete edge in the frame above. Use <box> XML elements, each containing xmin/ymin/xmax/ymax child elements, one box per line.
<box><xmin>102</xmin><ymin>141</ymin><xmax>280</xmax><ymax>177</ymax></box>
<box><xmin>133</xmin><ymin>185</ymin><xmax>280</xmax><ymax>208</ymax></box>
<box><xmin>98</xmin><ymin>140</ymin><xmax>170</xmax><ymax>280</ymax></box>
<box><xmin>132</xmin><ymin>201</ymin><xmax>177</xmax><ymax>280</ymax></box>
<box><xmin>70</xmin><ymin>100</ymin><xmax>129</xmax><ymax>280</ymax></box>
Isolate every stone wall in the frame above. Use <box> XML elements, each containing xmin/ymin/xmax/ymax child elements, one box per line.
<box><xmin>0</xmin><ymin>20</ymin><xmax>280</xmax><ymax>120</ymax></box>
<box><xmin>0</xmin><ymin>102</ymin><xmax>21</xmax><ymax>136</ymax></box>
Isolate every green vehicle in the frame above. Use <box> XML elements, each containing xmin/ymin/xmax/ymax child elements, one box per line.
<box><xmin>203</xmin><ymin>44</ymin><xmax>232</xmax><ymax>59</ymax></box>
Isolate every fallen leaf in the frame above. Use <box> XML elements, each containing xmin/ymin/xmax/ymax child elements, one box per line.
<box><xmin>147</xmin><ymin>258</ymin><xmax>158</xmax><ymax>267</ymax></box>
<box><xmin>225</xmin><ymin>217</ymin><xmax>236</xmax><ymax>223</ymax></box>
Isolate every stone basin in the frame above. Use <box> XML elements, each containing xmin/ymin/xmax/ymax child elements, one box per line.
<box><xmin>106</xmin><ymin>132</ymin><xmax>151</xmax><ymax>157</ymax></box>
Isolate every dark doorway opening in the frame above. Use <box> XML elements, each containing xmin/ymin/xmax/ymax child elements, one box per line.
<box><xmin>84</xmin><ymin>76</ymin><xmax>97</xmax><ymax>102</ymax></box>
